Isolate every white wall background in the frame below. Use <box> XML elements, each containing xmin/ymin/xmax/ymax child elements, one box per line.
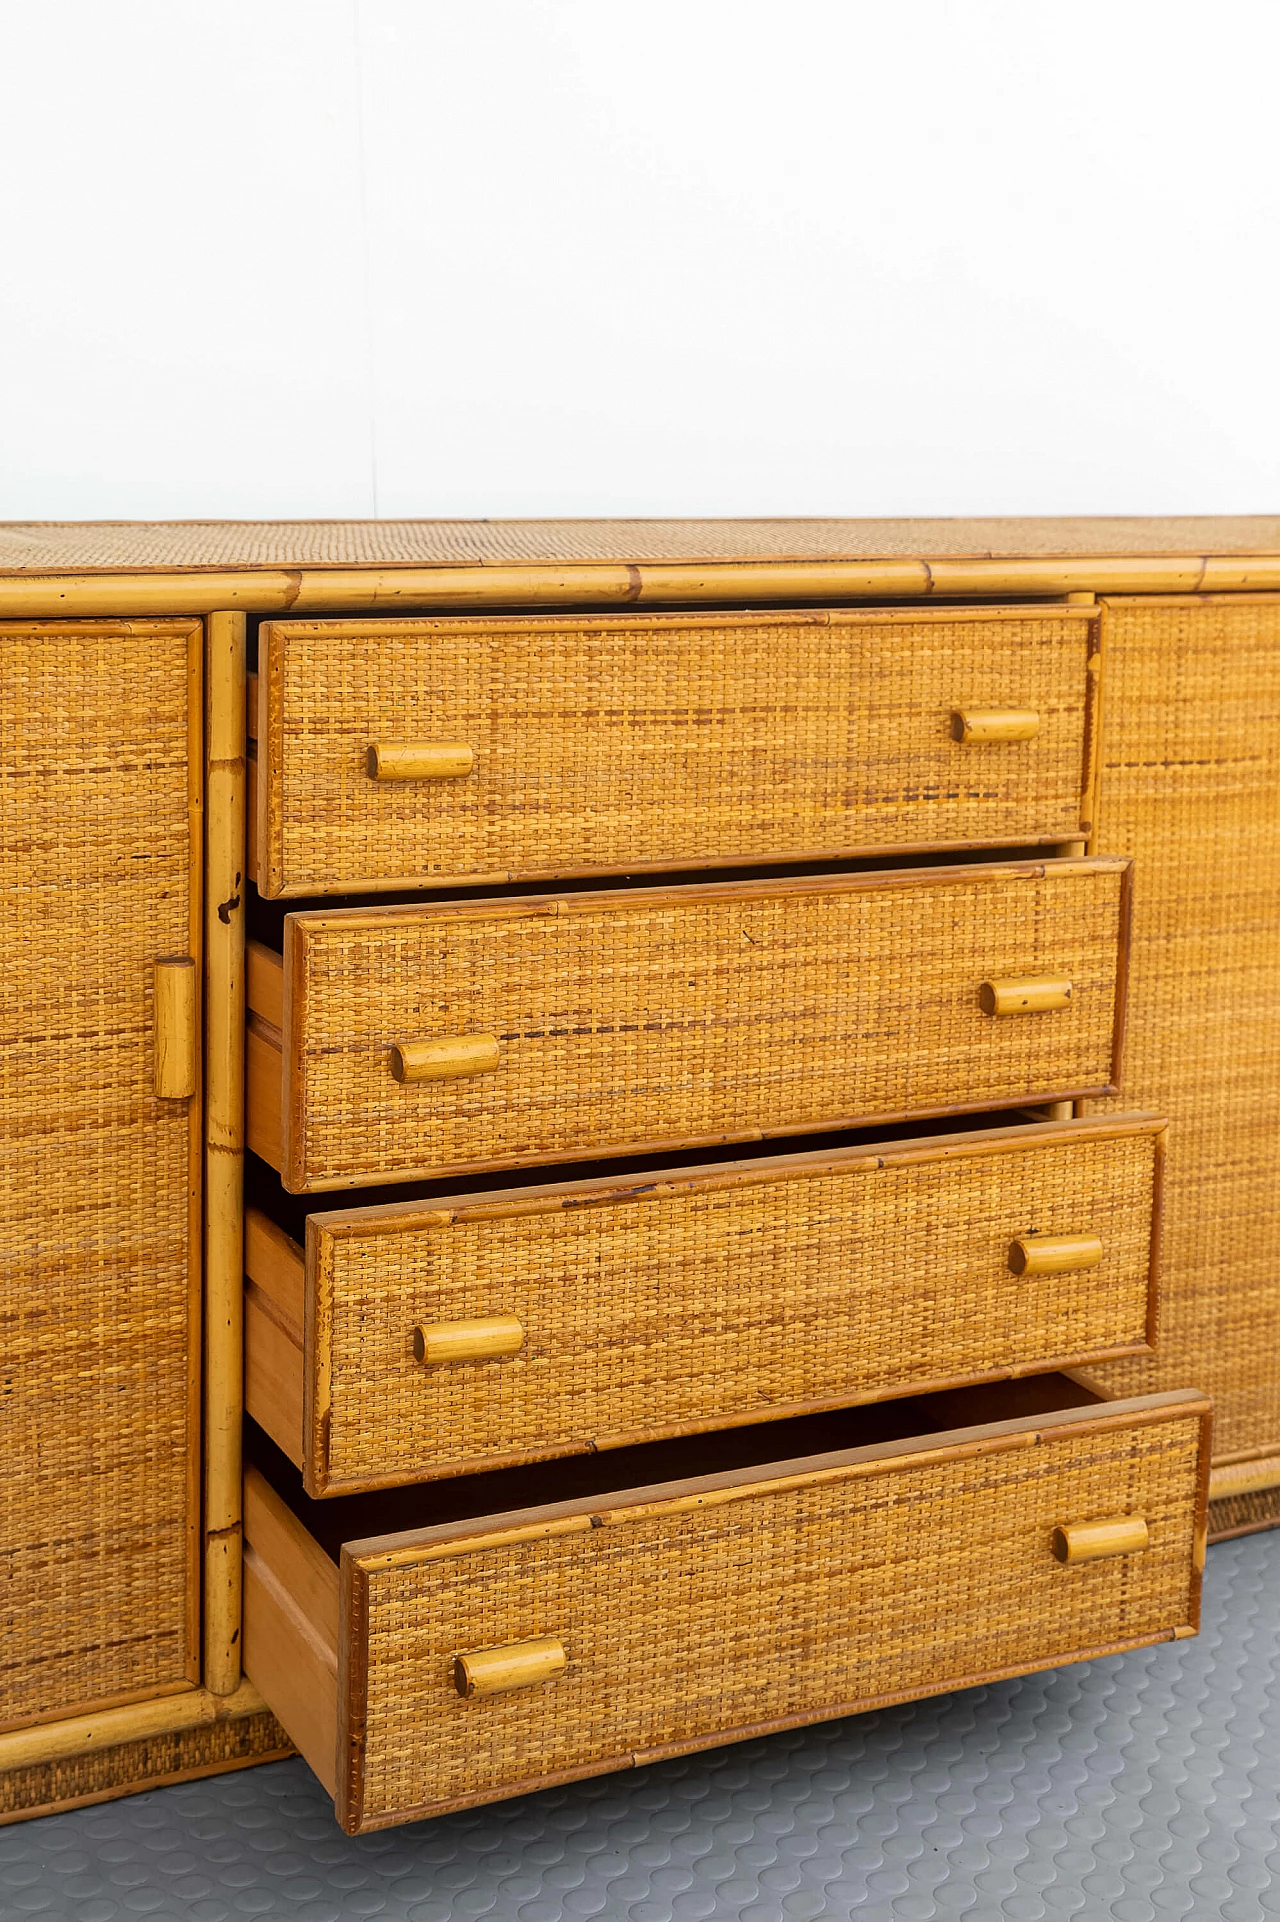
<box><xmin>1</xmin><ymin>1</ymin><xmax>1277</xmax><ymax>521</ymax></box>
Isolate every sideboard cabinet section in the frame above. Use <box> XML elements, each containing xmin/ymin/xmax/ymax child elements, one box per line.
<box><xmin>1088</xmin><ymin>596</ymin><xmax>1280</xmax><ymax>1460</ymax></box>
<box><xmin>6</xmin><ymin>514</ymin><xmax>1280</xmax><ymax>1829</ymax></box>
<box><xmin>0</xmin><ymin>621</ymin><xmax>202</xmax><ymax>1728</ymax></box>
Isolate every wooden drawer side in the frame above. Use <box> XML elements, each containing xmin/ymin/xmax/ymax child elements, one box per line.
<box><xmin>272</xmin><ymin>856</ymin><xmax>1130</xmax><ymax>1192</ymax></box>
<box><xmin>337</xmin><ymin>1392</ymin><xmax>1208</xmax><ymax>1831</ymax></box>
<box><xmin>256</xmin><ymin>605</ymin><xmax>1097</xmax><ymax>896</ymax></box>
<box><xmin>287</xmin><ymin>1116</ymin><xmax>1165</xmax><ymax>1494</ymax></box>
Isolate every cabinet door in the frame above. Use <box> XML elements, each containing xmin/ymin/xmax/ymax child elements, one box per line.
<box><xmin>0</xmin><ymin>621</ymin><xmax>201</xmax><ymax>1726</ymax></box>
<box><xmin>1087</xmin><ymin>596</ymin><xmax>1280</xmax><ymax>1460</ymax></box>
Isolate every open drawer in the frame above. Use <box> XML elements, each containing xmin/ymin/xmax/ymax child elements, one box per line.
<box><xmin>246</xmin><ymin>1114</ymin><xmax>1167</xmax><ymax>1495</ymax></box>
<box><xmin>245</xmin><ymin>856</ymin><xmax>1132</xmax><ymax>1193</ymax></box>
<box><xmin>243</xmin><ymin>1375</ymin><xmax>1210</xmax><ymax>1834</ymax></box>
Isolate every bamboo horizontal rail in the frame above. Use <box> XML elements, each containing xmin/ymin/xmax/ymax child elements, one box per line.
<box><xmin>0</xmin><ymin>1680</ymin><xmax>268</xmax><ymax>1773</ymax></box>
<box><xmin>4</xmin><ymin>555</ymin><xmax>1280</xmax><ymax>618</ymax></box>
<box><xmin>1209</xmin><ymin>1456</ymin><xmax>1280</xmax><ymax>1500</ymax></box>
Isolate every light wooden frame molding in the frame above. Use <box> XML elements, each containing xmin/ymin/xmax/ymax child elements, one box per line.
<box><xmin>205</xmin><ymin>611</ymin><xmax>247</xmax><ymax>1694</ymax></box>
<box><xmin>1</xmin><ymin>553</ymin><xmax>1280</xmax><ymax>621</ymax></box>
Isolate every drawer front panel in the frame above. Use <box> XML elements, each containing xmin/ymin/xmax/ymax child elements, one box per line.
<box><xmin>255</xmin><ymin>605</ymin><xmax>1097</xmax><ymax>896</ymax></box>
<box><xmin>339</xmin><ymin>1395</ymin><xmax>1207</xmax><ymax>1829</ymax></box>
<box><xmin>274</xmin><ymin>857</ymin><xmax>1129</xmax><ymax>1190</ymax></box>
<box><xmin>303</xmin><ymin>1118</ymin><xmax>1162</xmax><ymax>1493</ymax></box>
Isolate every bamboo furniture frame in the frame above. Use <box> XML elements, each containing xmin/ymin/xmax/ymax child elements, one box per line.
<box><xmin>3</xmin><ymin>517</ymin><xmax>1279</xmax><ymax>1824</ymax></box>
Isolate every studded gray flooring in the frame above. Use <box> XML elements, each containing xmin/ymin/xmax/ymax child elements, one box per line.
<box><xmin>4</xmin><ymin>1531</ymin><xmax>1279</xmax><ymax>1922</ymax></box>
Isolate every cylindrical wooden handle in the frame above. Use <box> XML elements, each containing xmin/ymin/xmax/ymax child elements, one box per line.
<box><xmin>391</xmin><ymin>1034</ymin><xmax>501</xmax><ymax>1082</ymax></box>
<box><xmin>1008</xmin><ymin>1233</ymin><xmax>1104</xmax><ymax>1276</ymax></box>
<box><xmin>978</xmin><ymin>976</ymin><xmax>1073</xmax><ymax>1016</ymax></box>
<box><xmin>153</xmin><ymin>956</ymin><xmax>198</xmax><ymax>1099</ymax></box>
<box><xmin>414</xmin><ymin>1315</ymin><xmax>525</xmax><ymax>1364</ymax></box>
<box><xmin>1051</xmin><ymin>1516</ymin><xmax>1149</xmax><ymax>1564</ymax></box>
<box><xmin>367</xmin><ymin>742</ymin><xmax>474</xmax><ymax>781</ymax></box>
<box><xmin>453</xmin><ymin>1637</ymin><xmax>567</xmax><ymax>1698</ymax></box>
<box><xmin>951</xmin><ymin>709</ymin><xmax>1040</xmax><ymax>744</ymax></box>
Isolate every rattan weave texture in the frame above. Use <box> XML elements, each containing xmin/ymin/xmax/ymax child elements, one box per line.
<box><xmin>3</xmin><ymin>517</ymin><xmax>1280</xmax><ymax>571</ymax></box>
<box><xmin>259</xmin><ymin>607</ymin><xmax>1094</xmax><ymax>894</ymax></box>
<box><xmin>0</xmin><ymin>1710</ymin><xmax>290</xmax><ymax>1825</ymax></box>
<box><xmin>1088</xmin><ymin>598</ymin><xmax>1280</xmax><ymax>1460</ymax></box>
<box><xmin>345</xmin><ymin>1406</ymin><xmax>1204</xmax><ymax>1829</ymax></box>
<box><xmin>1209</xmin><ymin>1486</ymin><xmax>1280</xmax><ymax>1540</ymax></box>
<box><xmin>0</xmin><ymin>621</ymin><xmax>200</xmax><ymax>1727</ymax></box>
<box><xmin>312</xmin><ymin>1122</ymin><xmax>1160</xmax><ymax>1492</ymax></box>
<box><xmin>279</xmin><ymin>859</ymin><xmax>1127</xmax><ymax>1189</ymax></box>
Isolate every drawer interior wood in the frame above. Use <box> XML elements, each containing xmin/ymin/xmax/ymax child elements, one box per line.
<box><xmin>252</xmin><ymin>603</ymin><xmax>1099</xmax><ymax>897</ymax></box>
<box><xmin>243</xmin><ymin>1375</ymin><xmax>1209</xmax><ymax>1834</ymax></box>
<box><xmin>246</xmin><ymin>855</ymin><xmax>1132</xmax><ymax>1193</ymax></box>
<box><xmin>245</xmin><ymin>1114</ymin><xmax>1166</xmax><ymax>1496</ymax></box>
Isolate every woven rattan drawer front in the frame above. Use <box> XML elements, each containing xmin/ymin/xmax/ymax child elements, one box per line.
<box><xmin>252</xmin><ymin>604</ymin><xmax>1099</xmax><ymax>896</ymax></box>
<box><xmin>242</xmin><ymin>1388</ymin><xmax>1209</xmax><ymax>1832</ymax></box>
<box><xmin>245</xmin><ymin>1115</ymin><xmax>1165</xmax><ymax>1496</ymax></box>
<box><xmin>247</xmin><ymin>856</ymin><xmax>1131</xmax><ymax>1193</ymax></box>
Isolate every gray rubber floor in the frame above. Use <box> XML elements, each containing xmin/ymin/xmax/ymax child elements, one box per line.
<box><xmin>5</xmin><ymin>1531</ymin><xmax>1278</xmax><ymax>1922</ymax></box>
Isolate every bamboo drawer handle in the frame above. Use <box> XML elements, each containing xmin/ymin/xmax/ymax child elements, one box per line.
<box><xmin>978</xmin><ymin>976</ymin><xmax>1073</xmax><ymax>1016</ymax></box>
<box><xmin>153</xmin><ymin>956</ymin><xmax>197</xmax><ymax>1099</ymax></box>
<box><xmin>1052</xmin><ymin>1516</ymin><xmax>1149</xmax><ymax>1564</ymax></box>
<box><xmin>951</xmin><ymin>709</ymin><xmax>1040</xmax><ymax>744</ymax></box>
<box><xmin>1008</xmin><ymin>1233</ymin><xmax>1104</xmax><ymax>1276</ymax></box>
<box><xmin>454</xmin><ymin>1637</ymin><xmax>567</xmax><ymax>1698</ymax></box>
<box><xmin>414</xmin><ymin>1315</ymin><xmax>525</xmax><ymax>1365</ymax></box>
<box><xmin>391</xmin><ymin>1034</ymin><xmax>501</xmax><ymax>1082</ymax></box>
<box><xmin>367</xmin><ymin>742</ymin><xmax>474</xmax><ymax>781</ymax></box>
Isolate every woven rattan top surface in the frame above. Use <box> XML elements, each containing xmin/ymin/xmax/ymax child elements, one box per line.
<box><xmin>2</xmin><ymin>517</ymin><xmax>1280</xmax><ymax>573</ymax></box>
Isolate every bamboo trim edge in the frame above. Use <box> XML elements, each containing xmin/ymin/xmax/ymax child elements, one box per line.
<box><xmin>0</xmin><ymin>1681</ymin><xmax>268</xmax><ymax>1774</ymax></box>
<box><xmin>3</xmin><ymin>556</ymin><xmax>1280</xmax><ymax>617</ymax></box>
<box><xmin>204</xmin><ymin>613</ymin><xmax>247</xmax><ymax>1694</ymax></box>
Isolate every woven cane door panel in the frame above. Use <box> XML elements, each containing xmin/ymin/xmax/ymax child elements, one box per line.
<box><xmin>307</xmin><ymin>1119</ymin><xmax>1162</xmax><ymax>1494</ymax></box>
<box><xmin>256</xmin><ymin>605</ymin><xmax>1096</xmax><ymax>895</ymax></box>
<box><xmin>0</xmin><ymin>621</ymin><xmax>200</xmax><ymax>1727</ymax></box>
<box><xmin>341</xmin><ymin>1399</ymin><xmax>1206</xmax><ymax>1830</ymax></box>
<box><xmin>1086</xmin><ymin>597</ymin><xmax>1280</xmax><ymax>1459</ymax></box>
<box><xmin>277</xmin><ymin>858</ymin><xmax>1128</xmax><ymax>1191</ymax></box>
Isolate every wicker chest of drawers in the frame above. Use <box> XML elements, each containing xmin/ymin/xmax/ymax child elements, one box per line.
<box><xmin>3</xmin><ymin>519</ymin><xmax>1280</xmax><ymax>1828</ymax></box>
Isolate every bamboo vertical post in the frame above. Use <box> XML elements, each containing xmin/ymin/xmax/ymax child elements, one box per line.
<box><xmin>1056</xmin><ymin>589</ymin><xmax>1097</xmax><ymax>859</ymax></box>
<box><xmin>205</xmin><ymin>611</ymin><xmax>247</xmax><ymax>1693</ymax></box>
